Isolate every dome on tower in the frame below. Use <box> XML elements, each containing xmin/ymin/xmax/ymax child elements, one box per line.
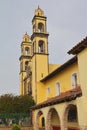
<box><xmin>34</xmin><ymin>6</ymin><xmax>44</xmax><ymax>16</ymax></box>
<box><xmin>23</xmin><ymin>32</ymin><xmax>30</xmax><ymax>42</ymax></box>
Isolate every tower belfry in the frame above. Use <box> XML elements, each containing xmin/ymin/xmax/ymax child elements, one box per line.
<box><xmin>31</xmin><ymin>7</ymin><xmax>49</xmax><ymax>102</ymax></box>
<box><xmin>31</xmin><ymin>6</ymin><xmax>49</xmax><ymax>81</ymax></box>
<box><xmin>19</xmin><ymin>7</ymin><xmax>49</xmax><ymax>102</ymax></box>
<box><xmin>19</xmin><ymin>33</ymin><xmax>32</xmax><ymax>95</ymax></box>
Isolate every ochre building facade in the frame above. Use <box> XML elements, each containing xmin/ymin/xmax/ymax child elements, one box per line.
<box><xmin>19</xmin><ymin>7</ymin><xmax>87</xmax><ymax>130</ymax></box>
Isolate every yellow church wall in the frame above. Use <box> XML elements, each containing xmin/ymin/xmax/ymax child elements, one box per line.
<box><xmin>37</xmin><ymin>82</ymin><xmax>46</xmax><ymax>103</ymax></box>
<box><xmin>32</xmin><ymin>54</ymin><xmax>48</xmax><ymax>102</ymax></box>
<box><xmin>20</xmin><ymin>59</ymin><xmax>27</xmax><ymax>95</ymax></box>
<box><xmin>20</xmin><ymin>73</ymin><xmax>23</xmax><ymax>95</ymax></box>
<box><xmin>20</xmin><ymin>74</ymin><xmax>26</xmax><ymax>95</ymax></box>
<box><xmin>75</xmin><ymin>48</ymin><xmax>87</xmax><ymax>126</ymax></box>
<box><xmin>37</xmin><ymin>62</ymin><xmax>80</xmax><ymax>103</ymax></box>
<box><xmin>32</xmin><ymin>56</ymin><xmax>37</xmax><ymax>101</ymax></box>
<box><xmin>76</xmin><ymin>97</ymin><xmax>87</xmax><ymax>127</ymax></box>
<box><xmin>49</xmin><ymin>64</ymin><xmax>60</xmax><ymax>74</ymax></box>
<box><xmin>78</xmin><ymin>48</ymin><xmax>87</xmax><ymax>96</ymax></box>
<box><xmin>36</xmin><ymin>55</ymin><xmax>48</xmax><ymax>81</ymax></box>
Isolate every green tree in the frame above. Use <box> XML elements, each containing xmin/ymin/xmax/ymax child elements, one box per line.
<box><xmin>0</xmin><ymin>94</ymin><xmax>35</xmax><ymax>113</ymax></box>
<box><xmin>12</xmin><ymin>124</ymin><xmax>20</xmax><ymax>130</ymax></box>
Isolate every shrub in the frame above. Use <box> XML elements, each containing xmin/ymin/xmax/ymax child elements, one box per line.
<box><xmin>12</xmin><ymin>124</ymin><xmax>21</xmax><ymax>130</ymax></box>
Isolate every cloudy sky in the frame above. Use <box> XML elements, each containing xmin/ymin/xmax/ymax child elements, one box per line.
<box><xmin>0</xmin><ymin>0</ymin><xmax>87</xmax><ymax>95</ymax></box>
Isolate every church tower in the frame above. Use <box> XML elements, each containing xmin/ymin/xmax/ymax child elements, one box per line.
<box><xmin>31</xmin><ymin>7</ymin><xmax>49</xmax><ymax>102</ymax></box>
<box><xmin>19</xmin><ymin>7</ymin><xmax>49</xmax><ymax>103</ymax></box>
<box><xmin>19</xmin><ymin>33</ymin><xmax>32</xmax><ymax>95</ymax></box>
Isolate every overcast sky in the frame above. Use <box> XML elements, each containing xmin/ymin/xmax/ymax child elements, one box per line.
<box><xmin>0</xmin><ymin>0</ymin><xmax>87</xmax><ymax>95</ymax></box>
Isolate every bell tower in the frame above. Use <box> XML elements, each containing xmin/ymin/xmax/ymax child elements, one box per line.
<box><xmin>31</xmin><ymin>7</ymin><xmax>49</xmax><ymax>102</ymax></box>
<box><xmin>19</xmin><ymin>33</ymin><xmax>32</xmax><ymax>95</ymax></box>
<box><xmin>19</xmin><ymin>7</ymin><xmax>49</xmax><ymax>102</ymax></box>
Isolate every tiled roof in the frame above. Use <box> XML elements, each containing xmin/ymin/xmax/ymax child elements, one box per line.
<box><xmin>32</xmin><ymin>86</ymin><xmax>82</xmax><ymax>110</ymax></box>
<box><xmin>68</xmin><ymin>36</ymin><xmax>87</xmax><ymax>55</ymax></box>
<box><xmin>41</xmin><ymin>56</ymin><xmax>77</xmax><ymax>82</ymax></box>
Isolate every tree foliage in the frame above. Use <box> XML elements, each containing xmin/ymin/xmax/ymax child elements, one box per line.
<box><xmin>0</xmin><ymin>94</ymin><xmax>35</xmax><ymax>113</ymax></box>
<box><xmin>12</xmin><ymin>124</ymin><xmax>20</xmax><ymax>130</ymax></box>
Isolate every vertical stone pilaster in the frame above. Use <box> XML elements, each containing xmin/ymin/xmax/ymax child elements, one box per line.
<box><xmin>32</xmin><ymin>111</ymin><xmax>39</xmax><ymax>130</ymax></box>
<box><xmin>60</xmin><ymin>114</ymin><xmax>68</xmax><ymax>130</ymax></box>
<box><xmin>80</xmin><ymin>126</ymin><xmax>87</xmax><ymax>130</ymax></box>
<box><xmin>60</xmin><ymin>119</ymin><xmax>68</xmax><ymax>130</ymax></box>
<box><xmin>60</xmin><ymin>125</ymin><xmax>68</xmax><ymax>130</ymax></box>
<box><xmin>45</xmin><ymin>111</ymin><xmax>51</xmax><ymax>130</ymax></box>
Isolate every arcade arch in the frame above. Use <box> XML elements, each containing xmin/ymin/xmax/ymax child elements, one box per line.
<box><xmin>36</xmin><ymin>110</ymin><xmax>45</xmax><ymax>130</ymax></box>
<box><xmin>46</xmin><ymin>108</ymin><xmax>61</xmax><ymax>130</ymax></box>
<box><xmin>63</xmin><ymin>104</ymin><xmax>79</xmax><ymax>130</ymax></box>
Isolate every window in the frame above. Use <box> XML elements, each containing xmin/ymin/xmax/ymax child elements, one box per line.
<box><xmin>72</xmin><ymin>73</ymin><xmax>78</xmax><ymax>87</ymax></box>
<box><xmin>25</xmin><ymin>61</ymin><xmax>28</xmax><ymax>70</ymax></box>
<box><xmin>38</xmin><ymin>40</ymin><xmax>44</xmax><ymax>53</ymax></box>
<box><xmin>56</xmin><ymin>82</ymin><xmax>60</xmax><ymax>96</ymax></box>
<box><xmin>25</xmin><ymin>47</ymin><xmax>30</xmax><ymax>55</ymax></box>
<box><xmin>46</xmin><ymin>87</ymin><xmax>50</xmax><ymax>98</ymax></box>
<box><xmin>38</xmin><ymin>23</ymin><xmax>44</xmax><ymax>32</ymax></box>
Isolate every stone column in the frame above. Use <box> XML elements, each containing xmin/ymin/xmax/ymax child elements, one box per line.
<box><xmin>45</xmin><ymin>111</ymin><xmax>51</xmax><ymax>130</ymax></box>
<box><xmin>60</xmin><ymin>121</ymin><xmax>68</xmax><ymax>130</ymax></box>
<box><xmin>80</xmin><ymin>126</ymin><xmax>87</xmax><ymax>130</ymax></box>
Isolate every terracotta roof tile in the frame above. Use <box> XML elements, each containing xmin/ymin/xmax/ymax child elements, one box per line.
<box><xmin>32</xmin><ymin>86</ymin><xmax>82</xmax><ymax>110</ymax></box>
<box><xmin>68</xmin><ymin>36</ymin><xmax>87</xmax><ymax>55</ymax></box>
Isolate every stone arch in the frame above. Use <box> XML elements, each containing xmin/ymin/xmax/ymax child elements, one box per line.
<box><xmin>25</xmin><ymin>47</ymin><xmax>30</xmax><ymax>55</ymax></box>
<box><xmin>36</xmin><ymin>110</ymin><xmax>45</xmax><ymax>130</ymax></box>
<box><xmin>46</xmin><ymin>107</ymin><xmax>61</xmax><ymax>130</ymax></box>
<box><xmin>38</xmin><ymin>40</ymin><xmax>45</xmax><ymax>53</ymax></box>
<box><xmin>25</xmin><ymin>61</ymin><xmax>28</xmax><ymax>70</ymax></box>
<box><xmin>63</xmin><ymin>104</ymin><xmax>79</xmax><ymax>130</ymax></box>
<box><xmin>38</xmin><ymin>22</ymin><xmax>44</xmax><ymax>32</ymax></box>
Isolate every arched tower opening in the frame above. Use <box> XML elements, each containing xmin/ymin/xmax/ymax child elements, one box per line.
<box><xmin>38</xmin><ymin>40</ymin><xmax>45</xmax><ymax>53</ymax></box>
<box><xmin>38</xmin><ymin>22</ymin><xmax>44</xmax><ymax>32</ymax></box>
<box><xmin>25</xmin><ymin>47</ymin><xmax>30</xmax><ymax>55</ymax></box>
<box><xmin>25</xmin><ymin>61</ymin><xmax>28</xmax><ymax>71</ymax></box>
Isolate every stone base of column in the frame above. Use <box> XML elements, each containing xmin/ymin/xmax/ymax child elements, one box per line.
<box><xmin>80</xmin><ymin>126</ymin><xmax>87</xmax><ymax>130</ymax></box>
